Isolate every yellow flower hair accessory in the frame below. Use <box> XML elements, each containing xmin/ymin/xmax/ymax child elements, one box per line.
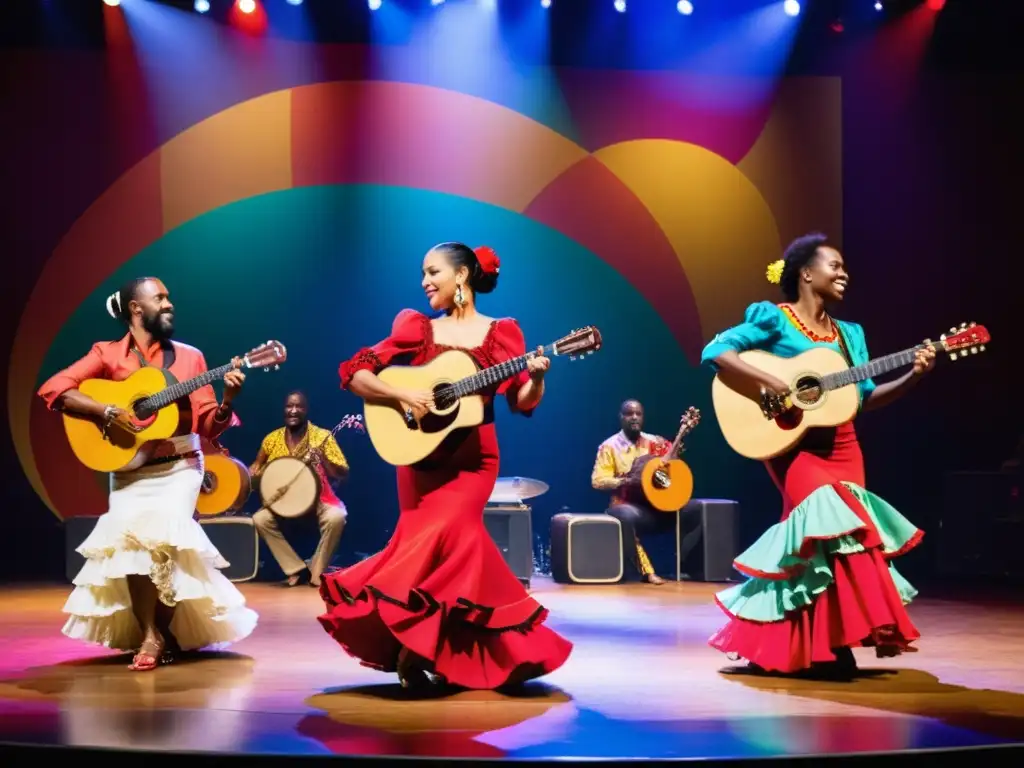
<box><xmin>765</xmin><ymin>259</ymin><xmax>784</xmax><ymax>285</ymax></box>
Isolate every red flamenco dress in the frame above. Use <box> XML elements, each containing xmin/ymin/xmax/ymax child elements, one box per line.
<box><xmin>318</xmin><ymin>309</ymin><xmax>573</xmax><ymax>689</ymax></box>
<box><xmin>700</xmin><ymin>302</ymin><xmax>924</xmax><ymax>673</ymax></box>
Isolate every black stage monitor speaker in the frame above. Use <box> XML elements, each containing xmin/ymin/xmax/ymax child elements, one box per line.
<box><xmin>484</xmin><ymin>504</ymin><xmax>533</xmax><ymax>588</ymax></box>
<box><xmin>678</xmin><ymin>498</ymin><xmax>740</xmax><ymax>583</ymax></box>
<box><xmin>64</xmin><ymin>516</ymin><xmax>101</xmax><ymax>583</ymax></box>
<box><xmin>550</xmin><ymin>513</ymin><xmax>623</xmax><ymax>584</ymax></box>
<box><xmin>200</xmin><ymin>517</ymin><xmax>259</xmax><ymax>583</ymax></box>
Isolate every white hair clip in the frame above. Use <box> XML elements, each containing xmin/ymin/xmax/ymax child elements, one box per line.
<box><xmin>105</xmin><ymin>292</ymin><xmax>121</xmax><ymax>319</ymax></box>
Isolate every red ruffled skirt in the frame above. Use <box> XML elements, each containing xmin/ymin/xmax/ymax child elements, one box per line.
<box><xmin>709</xmin><ymin>422</ymin><xmax>924</xmax><ymax>673</ymax></box>
<box><xmin>318</xmin><ymin>424</ymin><xmax>572</xmax><ymax>689</ymax></box>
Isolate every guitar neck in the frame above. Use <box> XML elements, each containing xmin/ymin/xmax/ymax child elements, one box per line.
<box><xmin>139</xmin><ymin>362</ymin><xmax>236</xmax><ymax>412</ymax></box>
<box><xmin>449</xmin><ymin>344</ymin><xmax>554</xmax><ymax>397</ymax></box>
<box><xmin>665</xmin><ymin>427</ymin><xmax>687</xmax><ymax>459</ymax></box>
<box><xmin>821</xmin><ymin>341</ymin><xmax>939</xmax><ymax>392</ymax></box>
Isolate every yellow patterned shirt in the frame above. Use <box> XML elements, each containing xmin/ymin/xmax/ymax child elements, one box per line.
<box><xmin>591</xmin><ymin>430</ymin><xmax>670</xmax><ymax>577</ymax></box>
<box><xmin>260</xmin><ymin>423</ymin><xmax>348</xmax><ymax>505</ymax></box>
<box><xmin>591</xmin><ymin>431</ymin><xmax>670</xmax><ymax>506</ymax></box>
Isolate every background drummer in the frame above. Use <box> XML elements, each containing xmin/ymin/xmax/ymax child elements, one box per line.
<box><xmin>250</xmin><ymin>391</ymin><xmax>349</xmax><ymax>588</ymax></box>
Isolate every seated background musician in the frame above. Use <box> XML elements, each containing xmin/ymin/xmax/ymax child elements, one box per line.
<box><xmin>591</xmin><ymin>400</ymin><xmax>678</xmax><ymax>585</ymax></box>
<box><xmin>250</xmin><ymin>391</ymin><xmax>348</xmax><ymax>588</ymax></box>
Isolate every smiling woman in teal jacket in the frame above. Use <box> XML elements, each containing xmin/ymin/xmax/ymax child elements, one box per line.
<box><xmin>701</xmin><ymin>232</ymin><xmax>935</xmax><ymax>678</ymax></box>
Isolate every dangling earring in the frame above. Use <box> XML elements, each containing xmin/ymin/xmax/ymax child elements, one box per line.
<box><xmin>455</xmin><ymin>283</ymin><xmax>465</xmax><ymax>308</ymax></box>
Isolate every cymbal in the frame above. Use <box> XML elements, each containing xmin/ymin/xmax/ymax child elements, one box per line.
<box><xmin>489</xmin><ymin>476</ymin><xmax>550</xmax><ymax>502</ymax></box>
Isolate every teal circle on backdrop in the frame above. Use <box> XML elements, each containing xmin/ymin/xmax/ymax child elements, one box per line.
<box><xmin>43</xmin><ymin>185</ymin><xmax>760</xmax><ymax>571</ymax></box>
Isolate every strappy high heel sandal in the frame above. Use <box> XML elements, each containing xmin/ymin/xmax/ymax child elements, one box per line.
<box><xmin>129</xmin><ymin>639</ymin><xmax>164</xmax><ymax>672</ymax></box>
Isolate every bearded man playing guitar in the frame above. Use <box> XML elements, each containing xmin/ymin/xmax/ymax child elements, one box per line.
<box><xmin>249</xmin><ymin>391</ymin><xmax>349</xmax><ymax>588</ymax></box>
<box><xmin>591</xmin><ymin>400</ymin><xmax>681</xmax><ymax>585</ymax></box>
<box><xmin>37</xmin><ymin>277</ymin><xmax>259</xmax><ymax>671</ymax></box>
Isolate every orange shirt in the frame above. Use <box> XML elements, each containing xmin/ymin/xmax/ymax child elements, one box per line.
<box><xmin>37</xmin><ymin>333</ymin><xmax>241</xmax><ymax>447</ymax></box>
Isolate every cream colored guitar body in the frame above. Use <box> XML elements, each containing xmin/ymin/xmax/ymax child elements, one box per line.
<box><xmin>711</xmin><ymin>347</ymin><xmax>860</xmax><ymax>461</ymax></box>
<box><xmin>364</xmin><ymin>350</ymin><xmax>487</xmax><ymax>466</ymax></box>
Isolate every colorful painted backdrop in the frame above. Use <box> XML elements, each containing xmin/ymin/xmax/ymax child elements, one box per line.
<box><xmin>1</xmin><ymin>4</ymin><xmax>1018</xmax><ymax>581</ymax></box>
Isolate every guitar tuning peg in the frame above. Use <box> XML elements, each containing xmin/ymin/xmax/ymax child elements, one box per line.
<box><xmin>274</xmin><ymin>364</ymin><xmax>280</xmax><ymax>370</ymax></box>
<box><xmin>949</xmin><ymin>353</ymin><xmax>957</xmax><ymax>361</ymax></box>
<box><xmin>970</xmin><ymin>321</ymin><xmax>976</xmax><ymax>327</ymax></box>
<box><xmin>970</xmin><ymin>347</ymin><xmax>977</xmax><ymax>354</ymax></box>
<box><xmin>980</xmin><ymin>344</ymin><xmax>986</xmax><ymax>351</ymax></box>
<box><xmin>950</xmin><ymin>327</ymin><xmax>956</xmax><ymax>333</ymax></box>
<box><xmin>940</xmin><ymin>334</ymin><xmax>946</xmax><ymax>340</ymax></box>
<box><xmin>960</xmin><ymin>322</ymin><xmax>967</xmax><ymax>329</ymax></box>
<box><xmin>263</xmin><ymin>366</ymin><xmax>269</xmax><ymax>372</ymax></box>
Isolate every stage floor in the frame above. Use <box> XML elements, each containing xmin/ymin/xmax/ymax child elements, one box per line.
<box><xmin>1</xmin><ymin>579</ymin><xmax>1023</xmax><ymax>760</ymax></box>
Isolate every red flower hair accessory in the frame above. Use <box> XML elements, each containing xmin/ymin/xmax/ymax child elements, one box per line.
<box><xmin>473</xmin><ymin>246</ymin><xmax>500</xmax><ymax>275</ymax></box>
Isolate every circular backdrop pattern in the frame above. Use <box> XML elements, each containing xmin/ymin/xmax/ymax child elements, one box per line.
<box><xmin>8</xmin><ymin>81</ymin><xmax>782</xmax><ymax>518</ymax></box>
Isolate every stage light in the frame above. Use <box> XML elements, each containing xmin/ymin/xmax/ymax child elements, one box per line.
<box><xmin>194</xmin><ymin>0</ymin><xmax>211</xmax><ymax>12</ymax></box>
<box><xmin>926</xmin><ymin>0</ymin><xmax>945</xmax><ymax>9</ymax></box>
<box><xmin>102</xmin><ymin>0</ymin><xmax>120</xmax><ymax>6</ymax></box>
<box><xmin>614</xmin><ymin>0</ymin><xmax>626</xmax><ymax>12</ymax></box>
<box><xmin>541</xmin><ymin>0</ymin><xmax>551</xmax><ymax>6</ymax></box>
<box><xmin>783</xmin><ymin>0</ymin><xmax>800</xmax><ymax>16</ymax></box>
<box><xmin>874</xmin><ymin>1</ymin><xmax>882</xmax><ymax>9</ymax></box>
<box><xmin>480</xmin><ymin>0</ymin><xmax>496</xmax><ymax>9</ymax></box>
<box><xmin>677</xmin><ymin>0</ymin><xmax>693</xmax><ymax>13</ymax></box>
<box><xmin>430</xmin><ymin>0</ymin><xmax>444</xmax><ymax>5</ymax></box>
<box><xmin>285</xmin><ymin>0</ymin><xmax>303</xmax><ymax>5</ymax></box>
<box><xmin>237</xmin><ymin>0</ymin><xmax>256</xmax><ymax>14</ymax></box>
<box><xmin>368</xmin><ymin>0</ymin><xmax>381</xmax><ymax>9</ymax></box>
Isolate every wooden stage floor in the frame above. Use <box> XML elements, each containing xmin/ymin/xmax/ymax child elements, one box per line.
<box><xmin>1</xmin><ymin>579</ymin><xmax>1023</xmax><ymax>761</ymax></box>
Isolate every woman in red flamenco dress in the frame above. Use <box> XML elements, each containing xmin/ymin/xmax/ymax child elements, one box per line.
<box><xmin>701</xmin><ymin>233</ymin><xmax>935</xmax><ymax>678</ymax></box>
<box><xmin>318</xmin><ymin>242</ymin><xmax>573</xmax><ymax>690</ymax></box>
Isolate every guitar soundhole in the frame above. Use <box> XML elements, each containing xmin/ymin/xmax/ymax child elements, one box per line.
<box><xmin>201</xmin><ymin>471</ymin><xmax>216</xmax><ymax>494</ymax></box>
<box><xmin>131</xmin><ymin>400</ymin><xmax>154</xmax><ymax>423</ymax></box>
<box><xmin>433</xmin><ymin>384</ymin><xmax>457</xmax><ymax>411</ymax></box>
<box><xmin>793</xmin><ymin>375</ymin><xmax>823</xmax><ymax>406</ymax></box>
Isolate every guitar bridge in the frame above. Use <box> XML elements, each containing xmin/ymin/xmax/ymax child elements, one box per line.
<box><xmin>759</xmin><ymin>388</ymin><xmax>790</xmax><ymax>420</ymax></box>
<box><xmin>404</xmin><ymin>409</ymin><xmax>420</xmax><ymax>431</ymax></box>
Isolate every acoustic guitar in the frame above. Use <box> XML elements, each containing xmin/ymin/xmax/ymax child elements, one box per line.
<box><xmin>364</xmin><ymin>326</ymin><xmax>603</xmax><ymax>466</ymax></box>
<box><xmin>622</xmin><ymin>406</ymin><xmax>701</xmax><ymax>513</ymax></box>
<box><xmin>711</xmin><ymin>322</ymin><xmax>990</xmax><ymax>461</ymax></box>
<box><xmin>63</xmin><ymin>340</ymin><xmax>288</xmax><ymax>473</ymax></box>
<box><xmin>196</xmin><ymin>451</ymin><xmax>252</xmax><ymax>517</ymax></box>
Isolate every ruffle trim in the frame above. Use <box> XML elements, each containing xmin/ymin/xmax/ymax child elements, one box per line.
<box><xmin>63</xmin><ymin>535</ymin><xmax>257</xmax><ymax>651</ymax></box>
<box><xmin>339</xmin><ymin>348</ymin><xmax>383</xmax><ymax>390</ymax></box>
<box><xmin>732</xmin><ymin>481</ymin><xmax>923</xmax><ymax>580</ymax></box>
<box><xmin>716</xmin><ymin>550</ymin><xmax>919</xmax><ymax>624</ymax></box>
<box><xmin>318</xmin><ymin>581</ymin><xmax>550</xmax><ymax>672</ymax></box>
<box><xmin>715</xmin><ymin>482</ymin><xmax>923</xmax><ymax>624</ymax></box>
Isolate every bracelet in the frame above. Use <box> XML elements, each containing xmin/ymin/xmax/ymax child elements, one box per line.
<box><xmin>103</xmin><ymin>405</ymin><xmax>116</xmax><ymax>424</ymax></box>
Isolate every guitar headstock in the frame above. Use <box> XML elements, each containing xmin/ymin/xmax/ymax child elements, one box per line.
<box><xmin>553</xmin><ymin>326</ymin><xmax>602</xmax><ymax>361</ymax></box>
<box><xmin>936</xmin><ymin>322</ymin><xmax>990</xmax><ymax>361</ymax></box>
<box><xmin>679</xmin><ymin>406</ymin><xmax>701</xmax><ymax>434</ymax></box>
<box><xmin>240</xmin><ymin>340</ymin><xmax>288</xmax><ymax>372</ymax></box>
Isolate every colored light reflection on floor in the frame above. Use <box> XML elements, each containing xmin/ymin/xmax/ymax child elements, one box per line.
<box><xmin>0</xmin><ymin>582</ymin><xmax>1021</xmax><ymax>759</ymax></box>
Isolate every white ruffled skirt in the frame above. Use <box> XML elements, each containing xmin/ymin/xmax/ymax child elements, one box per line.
<box><xmin>63</xmin><ymin>453</ymin><xmax>258</xmax><ymax>651</ymax></box>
